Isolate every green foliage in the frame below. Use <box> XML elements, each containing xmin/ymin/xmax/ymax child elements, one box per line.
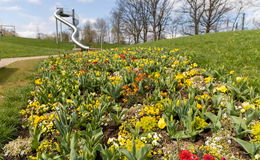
<box><xmin>205</xmin><ymin>110</ymin><xmax>222</xmax><ymax>133</ymax></box>
<box><xmin>100</xmin><ymin>146</ymin><xmax>120</xmax><ymax>160</ymax></box>
<box><xmin>79</xmin><ymin>124</ymin><xmax>103</xmax><ymax>160</ymax></box>
<box><xmin>119</xmin><ymin>140</ymin><xmax>151</xmax><ymax>160</ymax></box>
<box><xmin>54</xmin><ymin>107</ymin><xmax>78</xmax><ymax>156</ymax></box>
<box><xmin>109</xmin><ymin>105</ymin><xmax>128</xmax><ymax>125</ymax></box>
<box><xmin>232</xmin><ymin>138</ymin><xmax>260</xmax><ymax>157</ymax></box>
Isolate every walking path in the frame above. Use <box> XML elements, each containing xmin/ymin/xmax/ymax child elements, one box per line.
<box><xmin>0</xmin><ymin>55</ymin><xmax>58</xmax><ymax>68</ymax></box>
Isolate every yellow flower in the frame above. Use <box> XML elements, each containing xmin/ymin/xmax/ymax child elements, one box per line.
<box><xmin>35</xmin><ymin>79</ymin><xmax>43</xmax><ymax>85</ymax></box>
<box><xmin>28</xmin><ymin>156</ymin><xmax>37</xmax><ymax>160</ymax></box>
<box><xmin>193</xmin><ymin>63</ymin><xmax>198</xmax><ymax>68</ymax></box>
<box><xmin>136</xmin><ymin>116</ymin><xmax>157</xmax><ymax>132</ymax></box>
<box><xmin>196</xmin><ymin>103</ymin><xmax>203</xmax><ymax>110</ymax></box>
<box><xmin>158</xmin><ymin>117</ymin><xmax>166</xmax><ymax>129</ymax></box>
<box><xmin>193</xmin><ymin>116</ymin><xmax>208</xmax><ymax>130</ymax></box>
<box><xmin>48</xmin><ymin>94</ymin><xmax>53</xmax><ymax>98</ymax></box>
<box><xmin>160</xmin><ymin>91</ymin><xmax>168</xmax><ymax>97</ymax></box>
<box><xmin>66</xmin><ymin>99</ymin><xmax>74</xmax><ymax>103</ymax></box>
<box><xmin>236</xmin><ymin>77</ymin><xmax>248</xmax><ymax>83</ymax></box>
<box><xmin>201</xmin><ymin>93</ymin><xmax>211</xmax><ymax>100</ymax></box>
<box><xmin>20</xmin><ymin>109</ymin><xmax>26</xmax><ymax>115</ymax></box>
<box><xmin>204</xmin><ymin>77</ymin><xmax>213</xmax><ymax>84</ymax></box>
<box><xmin>217</xmin><ymin>85</ymin><xmax>228</xmax><ymax>93</ymax></box>
<box><xmin>242</xmin><ymin>102</ymin><xmax>255</xmax><ymax>110</ymax></box>
<box><xmin>255</xmin><ymin>99</ymin><xmax>260</xmax><ymax>106</ymax></box>
<box><xmin>229</xmin><ymin>70</ymin><xmax>235</xmax><ymax>74</ymax></box>
<box><xmin>153</xmin><ymin>72</ymin><xmax>161</xmax><ymax>79</ymax></box>
<box><xmin>96</xmin><ymin>71</ymin><xmax>101</xmax><ymax>77</ymax></box>
<box><xmin>175</xmin><ymin>73</ymin><xmax>185</xmax><ymax>80</ymax></box>
<box><xmin>185</xmin><ymin>79</ymin><xmax>193</xmax><ymax>86</ymax></box>
<box><xmin>170</xmin><ymin>48</ymin><xmax>179</xmax><ymax>53</ymax></box>
<box><xmin>251</xmin><ymin>122</ymin><xmax>260</xmax><ymax>141</ymax></box>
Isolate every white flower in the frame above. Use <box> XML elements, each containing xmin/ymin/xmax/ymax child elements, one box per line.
<box><xmin>215</xmin><ymin>137</ymin><xmax>221</xmax><ymax>141</ymax></box>
<box><xmin>153</xmin><ymin>134</ymin><xmax>159</xmax><ymax>140</ymax></box>
<box><xmin>217</xmin><ymin>145</ymin><xmax>223</xmax><ymax>149</ymax></box>
<box><xmin>107</xmin><ymin>138</ymin><xmax>114</xmax><ymax>144</ymax></box>
<box><xmin>113</xmin><ymin>142</ymin><xmax>119</xmax><ymax>149</ymax></box>
<box><xmin>147</xmin><ymin>133</ymin><xmax>152</xmax><ymax>139</ymax></box>
<box><xmin>140</xmin><ymin>137</ymin><xmax>146</xmax><ymax>141</ymax></box>
<box><xmin>152</xmin><ymin>140</ymin><xmax>159</xmax><ymax>146</ymax></box>
<box><xmin>255</xmin><ymin>154</ymin><xmax>260</xmax><ymax>159</ymax></box>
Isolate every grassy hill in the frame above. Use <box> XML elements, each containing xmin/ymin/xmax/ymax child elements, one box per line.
<box><xmin>136</xmin><ymin>30</ymin><xmax>260</xmax><ymax>89</ymax></box>
<box><xmin>0</xmin><ymin>36</ymin><xmax>73</xmax><ymax>58</ymax></box>
<box><xmin>0</xmin><ymin>36</ymin><xmax>126</xmax><ymax>58</ymax></box>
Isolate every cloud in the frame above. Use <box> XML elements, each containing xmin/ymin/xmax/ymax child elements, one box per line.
<box><xmin>17</xmin><ymin>20</ymin><xmax>55</xmax><ymax>38</ymax></box>
<box><xmin>0</xmin><ymin>5</ymin><xmax>22</xmax><ymax>11</ymax></box>
<box><xmin>26</xmin><ymin>0</ymin><xmax>41</xmax><ymax>4</ymax></box>
<box><xmin>77</xmin><ymin>0</ymin><xmax>94</xmax><ymax>3</ymax></box>
<box><xmin>17</xmin><ymin>31</ymin><xmax>36</xmax><ymax>38</ymax></box>
<box><xmin>0</xmin><ymin>0</ymin><xmax>13</xmax><ymax>2</ymax></box>
<box><xmin>80</xmin><ymin>17</ymin><xmax>96</xmax><ymax>25</ymax></box>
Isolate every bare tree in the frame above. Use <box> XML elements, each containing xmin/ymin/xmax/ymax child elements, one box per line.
<box><xmin>117</xmin><ymin>0</ymin><xmax>143</xmax><ymax>44</ymax></box>
<box><xmin>183</xmin><ymin>0</ymin><xmax>205</xmax><ymax>35</ymax></box>
<box><xmin>146</xmin><ymin>0</ymin><xmax>174</xmax><ymax>40</ymax></box>
<box><xmin>111</xmin><ymin>9</ymin><xmax>124</xmax><ymax>44</ymax></box>
<box><xmin>82</xmin><ymin>21</ymin><xmax>97</xmax><ymax>43</ymax></box>
<box><xmin>229</xmin><ymin>0</ymin><xmax>254</xmax><ymax>31</ymax></box>
<box><xmin>139</xmin><ymin>0</ymin><xmax>150</xmax><ymax>42</ymax></box>
<box><xmin>94</xmin><ymin>18</ymin><xmax>108</xmax><ymax>43</ymax></box>
<box><xmin>201</xmin><ymin>0</ymin><xmax>231</xmax><ymax>33</ymax></box>
<box><xmin>168</xmin><ymin>15</ymin><xmax>183</xmax><ymax>38</ymax></box>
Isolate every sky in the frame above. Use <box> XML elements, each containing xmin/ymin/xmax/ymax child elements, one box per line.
<box><xmin>0</xmin><ymin>0</ymin><xmax>116</xmax><ymax>38</ymax></box>
<box><xmin>0</xmin><ymin>0</ymin><xmax>260</xmax><ymax>38</ymax></box>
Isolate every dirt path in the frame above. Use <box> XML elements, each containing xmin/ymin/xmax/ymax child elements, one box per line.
<box><xmin>0</xmin><ymin>55</ymin><xmax>58</xmax><ymax>68</ymax></box>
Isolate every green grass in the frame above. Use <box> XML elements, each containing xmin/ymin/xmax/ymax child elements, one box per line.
<box><xmin>0</xmin><ymin>59</ymin><xmax>42</xmax><ymax>152</ymax></box>
<box><xmin>0</xmin><ymin>86</ymin><xmax>32</xmax><ymax>148</ymax></box>
<box><xmin>0</xmin><ymin>36</ymin><xmax>126</xmax><ymax>58</ymax></box>
<box><xmin>136</xmin><ymin>30</ymin><xmax>260</xmax><ymax>88</ymax></box>
<box><xmin>0</xmin><ymin>36</ymin><xmax>73</xmax><ymax>58</ymax></box>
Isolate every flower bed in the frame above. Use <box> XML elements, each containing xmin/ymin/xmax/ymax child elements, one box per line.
<box><xmin>4</xmin><ymin>48</ymin><xmax>260</xmax><ymax>160</ymax></box>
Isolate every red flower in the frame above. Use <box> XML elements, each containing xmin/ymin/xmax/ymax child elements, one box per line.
<box><xmin>221</xmin><ymin>157</ymin><xmax>227</xmax><ymax>160</ymax></box>
<box><xmin>104</xmin><ymin>59</ymin><xmax>109</xmax><ymax>63</ymax></box>
<box><xmin>131</xmin><ymin>57</ymin><xmax>135</xmax><ymax>62</ymax></box>
<box><xmin>191</xmin><ymin>154</ymin><xmax>199</xmax><ymax>160</ymax></box>
<box><xmin>119</xmin><ymin>54</ymin><xmax>126</xmax><ymax>59</ymax></box>
<box><xmin>203</xmin><ymin>154</ymin><xmax>215</xmax><ymax>160</ymax></box>
<box><xmin>179</xmin><ymin>150</ymin><xmax>192</xmax><ymax>160</ymax></box>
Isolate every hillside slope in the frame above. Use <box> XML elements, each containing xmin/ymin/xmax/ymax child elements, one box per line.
<box><xmin>136</xmin><ymin>30</ymin><xmax>260</xmax><ymax>88</ymax></box>
<box><xmin>0</xmin><ymin>36</ymin><xmax>126</xmax><ymax>58</ymax></box>
<box><xmin>0</xmin><ymin>36</ymin><xmax>73</xmax><ymax>58</ymax></box>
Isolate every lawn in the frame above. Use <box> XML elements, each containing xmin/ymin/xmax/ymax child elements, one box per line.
<box><xmin>136</xmin><ymin>30</ymin><xmax>260</xmax><ymax>89</ymax></box>
<box><xmin>0</xmin><ymin>36</ymin><xmax>126</xmax><ymax>58</ymax></box>
<box><xmin>0</xmin><ymin>59</ymin><xmax>42</xmax><ymax>153</ymax></box>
